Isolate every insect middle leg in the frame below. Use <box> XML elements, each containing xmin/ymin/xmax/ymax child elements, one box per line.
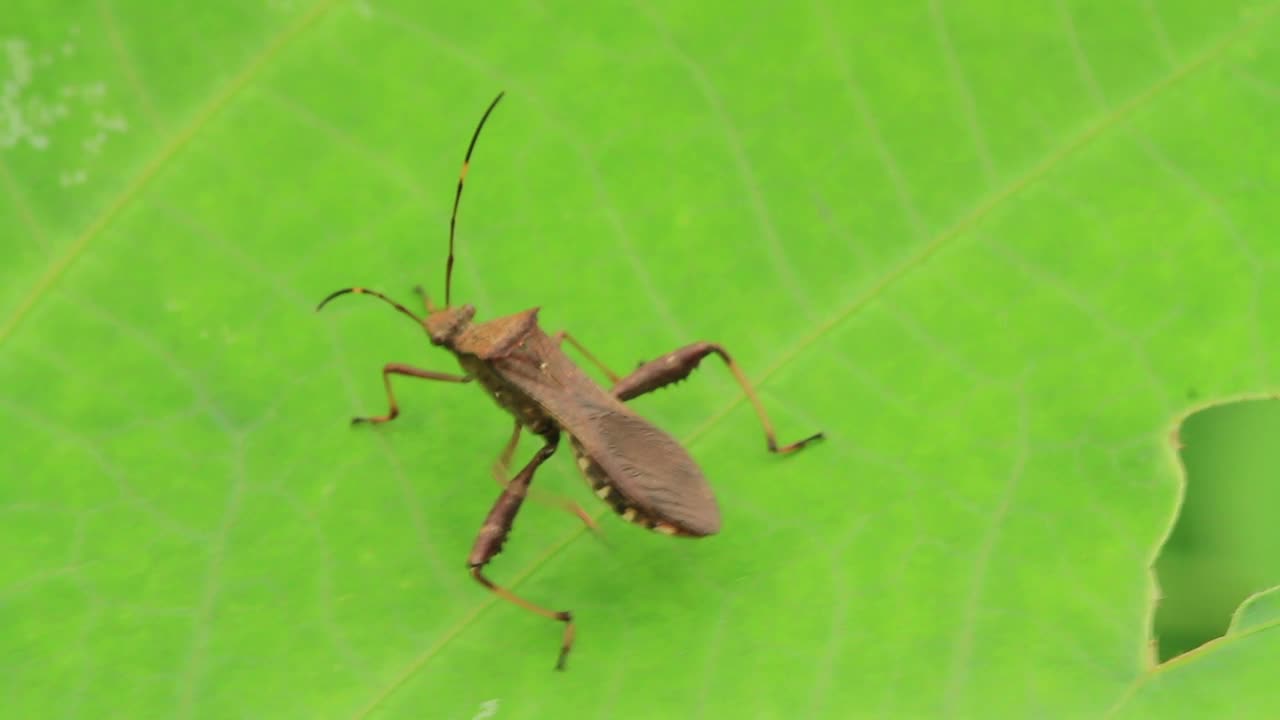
<box><xmin>351</xmin><ymin>364</ymin><xmax>471</xmax><ymax>425</ymax></box>
<box><xmin>469</xmin><ymin>431</ymin><xmax>577</xmax><ymax>670</ymax></box>
<box><xmin>551</xmin><ymin>330</ymin><xmax>621</xmax><ymax>383</ymax></box>
<box><xmin>611</xmin><ymin>342</ymin><xmax>824</xmax><ymax>454</ymax></box>
<box><xmin>492</xmin><ymin>422</ymin><xmax>601</xmax><ymax>535</ymax></box>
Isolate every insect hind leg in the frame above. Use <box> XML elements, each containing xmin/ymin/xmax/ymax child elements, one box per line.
<box><xmin>469</xmin><ymin>432</ymin><xmax>576</xmax><ymax>670</ymax></box>
<box><xmin>610</xmin><ymin>342</ymin><xmax>823</xmax><ymax>454</ymax></box>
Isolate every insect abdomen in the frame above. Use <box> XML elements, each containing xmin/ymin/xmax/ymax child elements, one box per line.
<box><xmin>569</xmin><ymin>437</ymin><xmax>700</xmax><ymax>537</ymax></box>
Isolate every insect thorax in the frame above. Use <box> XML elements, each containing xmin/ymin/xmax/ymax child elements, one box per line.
<box><xmin>456</xmin><ymin>352</ymin><xmax>557</xmax><ymax>436</ymax></box>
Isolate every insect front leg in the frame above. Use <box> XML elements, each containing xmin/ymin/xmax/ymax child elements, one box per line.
<box><xmin>351</xmin><ymin>364</ymin><xmax>471</xmax><ymax>425</ymax></box>
<box><xmin>469</xmin><ymin>431</ymin><xmax>577</xmax><ymax>670</ymax></box>
<box><xmin>611</xmin><ymin>342</ymin><xmax>824</xmax><ymax>454</ymax></box>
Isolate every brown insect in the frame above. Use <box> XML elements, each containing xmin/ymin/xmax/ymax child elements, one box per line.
<box><xmin>317</xmin><ymin>92</ymin><xmax>822</xmax><ymax>670</ymax></box>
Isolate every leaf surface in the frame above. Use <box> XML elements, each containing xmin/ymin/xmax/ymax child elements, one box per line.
<box><xmin>3</xmin><ymin>1</ymin><xmax>1279</xmax><ymax>717</ymax></box>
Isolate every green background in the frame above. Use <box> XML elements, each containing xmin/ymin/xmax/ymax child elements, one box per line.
<box><xmin>3</xmin><ymin>1</ymin><xmax>1279</xmax><ymax>717</ymax></box>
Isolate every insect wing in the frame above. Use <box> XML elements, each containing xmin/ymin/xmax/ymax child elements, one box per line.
<box><xmin>585</xmin><ymin>406</ymin><xmax>720</xmax><ymax>535</ymax></box>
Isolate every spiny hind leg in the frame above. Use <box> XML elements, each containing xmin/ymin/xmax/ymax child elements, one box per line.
<box><xmin>469</xmin><ymin>432</ymin><xmax>576</xmax><ymax>670</ymax></box>
<box><xmin>610</xmin><ymin>342</ymin><xmax>824</xmax><ymax>454</ymax></box>
<box><xmin>351</xmin><ymin>364</ymin><xmax>471</xmax><ymax>425</ymax></box>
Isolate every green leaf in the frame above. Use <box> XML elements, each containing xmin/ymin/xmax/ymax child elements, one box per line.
<box><xmin>1153</xmin><ymin>401</ymin><xmax>1280</xmax><ymax>658</ymax></box>
<box><xmin>3</xmin><ymin>1</ymin><xmax>1278</xmax><ymax>718</ymax></box>
<box><xmin>1109</xmin><ymin>588</ymin><xmax>1280</xmax><ymax>717</ymax></box>
<box><xmin>1230</xmin><ymin>587</ymin><xmax>1280</xmax><ymax>634</ymax></box>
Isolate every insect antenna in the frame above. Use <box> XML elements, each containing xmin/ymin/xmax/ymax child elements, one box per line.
<box><xmin>315</xmin><ymin>287</ymin><xmax>424</xmax><ymax>327</ymax></box>
<box><xmin>445</xmin><ymin>90</ymin><xmax>506</xmax><ymax>308</ymax></box>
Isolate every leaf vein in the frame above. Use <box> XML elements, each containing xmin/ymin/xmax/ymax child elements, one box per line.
<box><xmin>0</xmin><ymin>0</ymin><xmax>342</xmax><ymax>347</ymax></box>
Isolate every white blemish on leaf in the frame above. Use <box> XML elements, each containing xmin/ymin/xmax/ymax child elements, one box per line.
<box><xmin>471</xmin><ymin>699</ymin><xmax>500</xmax><ymax>720</ymax></box>
<box><xmin>3</xmin><ymin>29</ymin><xmax>131</xmax><ymax>195</ymax></box>
<box><xmin>95</xmin><ymin>111</ymin><xmax>128</xmax><ymax>133</ymax></box>
<box><xmin>83</xmin><ymin>131</ymin><xmax>106</xmax><ymax>154</ymax></box>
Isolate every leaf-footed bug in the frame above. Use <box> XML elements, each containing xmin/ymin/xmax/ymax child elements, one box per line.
<box><xmin>316</xmin><ymin>92</ymin><xmax>823</xmax><ymax>670</ymax></box>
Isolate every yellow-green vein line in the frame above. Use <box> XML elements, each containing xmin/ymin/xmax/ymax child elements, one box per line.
<box><xmin>0</xmin><ymin>156</ymin><xmax>48</xmax><ymax>252</ymax></box>
<box><xmin>351</xmin><ymin>525</ymin><xmax>590</xmax><ymax>720</ymax></box>
<box><xmin>98</xmin><ymin>0</ymin><xmax>164</xmax><ymax>131</ymax></box>
<box><xmin>0</xmin><ymin>0</ymin><xmax>341</xmax><ymax>346</ymax></box>
<box><xmin>1104</xmin><ymin>610</ymin><xmax>1280</xmax><ymax>716</ymax></box>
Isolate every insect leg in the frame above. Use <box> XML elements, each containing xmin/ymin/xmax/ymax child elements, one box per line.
<box><xmin>611</xmin><ymin>342</ymin><xmax>823</xmax><ymax>454</ymax></box>
<box><xmin>551</xmin><ymin>330</ymin><xmax>621</xmax><ymax>383</ymax></box>
<box><xmin>490</xmin><ymin>420</ymin><xmax>523</xmax><ymax>483</ymax></box>
<box><xmin>351</xmin><ymin>364</ymin><xmax>471</xmax><ymax>425</ymax></box>
<box><xmin>469</xmin><ymin>431</ymin><xmax>577</xmax><ymax>670</ymax></box>
<box><xmin>411</xmin><ymin>285</ymin><xmax>436</xmax><ymax>314</ymax></box>
<box><xmin>491</xmin><ymin>422</ymin><xmax>605</xmax><ymax>540</ymax></box>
